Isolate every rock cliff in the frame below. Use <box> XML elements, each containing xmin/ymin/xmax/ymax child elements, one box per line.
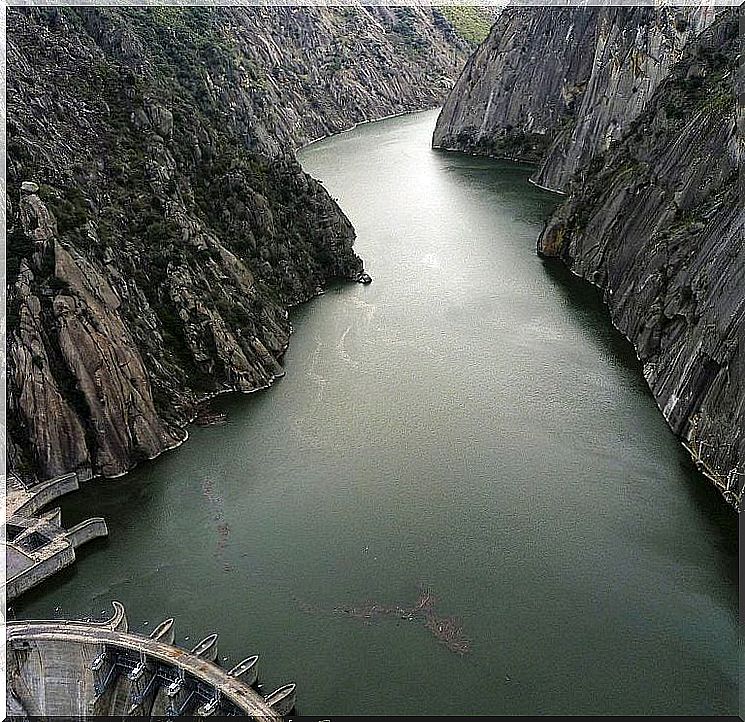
<box><xmin>7</xmin><ymin>7</ymin><xmax>473</xmax><ymax>481</ymax></box>
<box><xmin>433</xmin><ymin>5</ymin><xmax>717</xmax><ymax>190</ymax></box>
<box><xmin>538</xmin><ymin>13</ymin><xmax>742</xmax><ymax>506</ymax></box>
<box><xmin>434</xmin><ymin>7</ymin><xmax>742</xmax><ymax>506</ymax></box>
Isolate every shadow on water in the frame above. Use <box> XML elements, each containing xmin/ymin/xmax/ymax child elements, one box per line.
<box><xmin>540</xmin><ymin>257</ymin><xmax>648</xmax><ymax>374</ymax></box>
<box><xmin>43</xmin><ymin>466</ymin><xmax>167</xmax><ymax>530</ymax></box>
<box><xmin>431</xmin><ymin>147</ymin><xmax>539</xmax><ymax>174</ymax></box>
<box><xmin>444</xmin><ymin>150</ymin><xmax>737</xmax><ymax>552</ymax></box>
<box><xmin>540</xmin><ymin>257</ymin><xmax>738</xmax><ymax>564</ymax></box>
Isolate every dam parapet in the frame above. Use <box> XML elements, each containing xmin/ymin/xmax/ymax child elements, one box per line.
<box><xmin>6</xmin><ymin>602</ymin><xmax>295</xmax><ymax>718</ymax></box>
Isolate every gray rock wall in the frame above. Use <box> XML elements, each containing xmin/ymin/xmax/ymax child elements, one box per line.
<box><xmin>537</xmin><ymin>13</ymin><xmax>742</xmax><ymax>505</ymax></box>
<box><xmin>6</xmin><ymin>7</ymin><xmax>473</xmax><ymax>482</ymax></box>
<box><xmin>433</xmin><ymin>6</ymin><xmax>717</xmax><ymax>189</ymax></box>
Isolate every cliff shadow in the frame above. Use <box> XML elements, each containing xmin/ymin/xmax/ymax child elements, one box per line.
<box><xmin>539</xmin><ymin>256</ymin><xmax>739</xmax><ymax>556</ymax></box>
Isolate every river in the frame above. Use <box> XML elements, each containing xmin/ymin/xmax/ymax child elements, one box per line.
<box><xmin>16</xmin><ymin>109</ymin><xmax>738</xmax><ymax>715</ymax></box>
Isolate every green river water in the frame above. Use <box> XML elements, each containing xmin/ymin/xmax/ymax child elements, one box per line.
<box><xmin>16</xmin><ymin>109</ymin><xmax>738</xmax><ymax>716</ymax></box>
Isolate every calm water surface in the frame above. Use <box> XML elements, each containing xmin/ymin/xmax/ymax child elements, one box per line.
<box><xmin>17</xmin><ymin>110</ymin><xmax>738</xmax><ymax>715</ymax></box>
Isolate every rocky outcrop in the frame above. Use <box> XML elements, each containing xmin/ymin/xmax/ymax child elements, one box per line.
<box><xmin>6</xmin><ymin>7</ymin><xmax>474</xmax><ymax>482</ymax></box>
<box><xmin>433</xmin><ymin>8</ymin><xmax>742</xmax><ymax>506</ymax></box>
<box><xmin>9</xmin><ymin>259</ymin><xmax>90</xmax><ymax>478</ymax></box>
<box><xmin>185</xmin><ymin>6</ymin><xmax>475</xmax><ymax>154</ymax></box>
<box><xmin>433</xmin><ymin>6</ymin><xmax>717</xmax><ymax>190</ymax></box>
<box><xmin>537</xmin><ymin>13</ymin><xmax>742</xmax><ymax>506</ymax></box>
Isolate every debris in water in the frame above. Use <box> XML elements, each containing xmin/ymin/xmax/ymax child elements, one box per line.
<box><xmin>202</xmin><ymin>477</ymin><xmax>232</xmax><ymax>570</ymax></box>
<box><xmin>297</xmin><ymin>583</ymin><xmax>471</xmax><ymax>655</ymax></box>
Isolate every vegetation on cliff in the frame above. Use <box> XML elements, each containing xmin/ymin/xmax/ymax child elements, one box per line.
<box><xmin>6</xmin><ymin>7</ymin><xmax>473</xmax><ymax>482</ymax></box>
<box><xmin>435</xmin><ymin>6</ymin><xmax>500</xmax><ymax>46</ymax></box>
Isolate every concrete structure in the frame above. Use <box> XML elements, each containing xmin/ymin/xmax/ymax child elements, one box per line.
<box><xmin>7</xmin><ymin>602</ymin><xmax>295</xmax><ymax>717</ymax></box>
<box><xmin>5</xmin><ymin>472</ymin><xmax>108</xmax><ymax>601</ymax></box>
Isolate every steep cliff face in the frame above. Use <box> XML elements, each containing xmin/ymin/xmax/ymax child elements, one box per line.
<box><xmin>433</xmin><ymin>5</ymin><xmax>717</xmax><ymax>190</ymax></box>
<box><xmin>434</xmin><ymin>7</ymin><xmax>742</xmax><ymax>506</ymax></box>
<box><xmin>154</xmin><ymin>6</ymin><xmax>475</xmax><ymax>155</ymax></box>
<box><xmin>538</xmin><ymin>13</ymin><xmax>742</xmax><ymax>506</ymax></box>
<box><xmin>7</xmin><ymin>7</ymin><xmax>473</xmax><ymax>482</ymax></box>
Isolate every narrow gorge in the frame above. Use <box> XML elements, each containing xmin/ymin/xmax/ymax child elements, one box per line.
<box><xmin>6</xmin><ymin>6</ymin><xmax>738</xmax><ymax>717</ymax></box>
<box><xmin>434</xmin><ymin>6</ymin><xmax>743</xmax><ymax>507</ymax></box>
<box><xmin>7</xmin><ymin>6</ymin><xmax>478</xmax><ymax>483</ymax></box>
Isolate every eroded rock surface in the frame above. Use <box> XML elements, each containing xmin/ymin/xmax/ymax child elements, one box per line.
<box><xmin>434</xmin><ymin>8</ymin><xmax>741</xmax><ymax>506</ymax></box>
<box><xmin>7</xmin><ymin>7</ymin><xmax>474</xmax><ymax>481</ymax></box>
<box><xmin>538</xmin><ymin>14</ymin><xmax>743</xmax><ymax>505</ymax></box>
<box><xmin>433</xmin><ymin>6</ymin><xmax>717</xmax><ymax>189</ymax></box>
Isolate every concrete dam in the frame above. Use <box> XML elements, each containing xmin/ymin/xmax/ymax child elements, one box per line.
<box><xmin>7</xmin><ymin>602</ymin><xmax>296</xmax><ymax>717</ymax></box>
<box><xmin>4</xmin><ymin>474</ymin><xmax>301</xmax><ymax>717</ymax></box>
<box><xmin>5</xmin><ymin>472</ymin><xmax>108</xmax><ymax>601</ymax></box>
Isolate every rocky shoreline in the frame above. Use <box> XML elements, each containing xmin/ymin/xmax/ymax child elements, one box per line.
<box><xmin>433</xmin><ymin>6</ymin><xmax>742</xmax><ymax>508</ymax></box>
<box><xmin>7</xmin><ymin>6</ymin><xmax>475</xmax><ymax>486</ymax></box>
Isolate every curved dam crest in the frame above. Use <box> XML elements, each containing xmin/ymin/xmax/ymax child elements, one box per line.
<box><xmin>15</xmin><ymin>110</ymin><xmax>738</xmax><ymax>716</ymax></box>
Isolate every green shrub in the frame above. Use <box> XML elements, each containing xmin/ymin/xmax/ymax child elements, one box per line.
<box><xmin>436</xmin><ymin>7</ymin><xmax>495</xmax><ymax>45</ymax></box>
<box><xmin>46</xmin><ymin>187</ymin><xmax>89</xmax><ymax>234</ymax></box>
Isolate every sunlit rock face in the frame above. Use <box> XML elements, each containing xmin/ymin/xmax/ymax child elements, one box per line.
<box><xmin>6</xmin><ymin>7</ymin><xmax>474</xmax><ymax>482</ymax></box>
